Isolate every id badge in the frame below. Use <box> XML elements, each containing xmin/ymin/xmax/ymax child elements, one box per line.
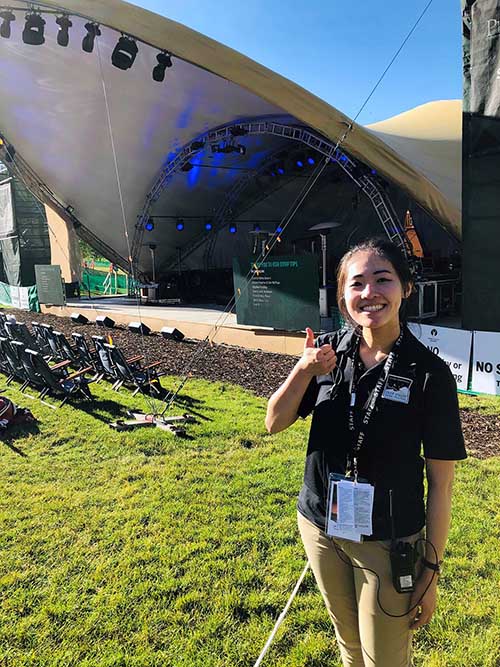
<box><xmin>382</xmin><ymin>374</ymin><xmax>413</xmax><ymax>404</ymax></box>
<box><xmin>325</xmin><ymin>473</ymin><xmax>374</xmax><ymax>542</ymax></box>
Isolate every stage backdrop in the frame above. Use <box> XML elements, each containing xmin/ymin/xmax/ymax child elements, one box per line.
<box><xmin>462</xmin><ymin>0</ymin><xmax>500</xmax><ymax>331</ymax></box>
<box><xmin>233</xmin><ymin>255</ymin><xmax>320</xmax><ymax>331</ymax></box>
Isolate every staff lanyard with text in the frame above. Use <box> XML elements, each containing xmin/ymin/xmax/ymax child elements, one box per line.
<box><xmin>347</xmin><ymin>330</ymin><xmax>404</xmax><ymax>481</ymax></box>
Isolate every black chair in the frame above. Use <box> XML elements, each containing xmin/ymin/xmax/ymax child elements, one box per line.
<box><xmin>71</xmin><ymin>333</ymin><xmax>103</xmax><ymax>380</ymax></box>
<box><xmin>104</xmin><ymin>343</ymin><xmax>163</xmax><ymax>396</ymax></box>
<box><xmin>52</xmin><ymin>331</ymin><xmax>81</xmax><ymax>366</ymax></box>
<box><xmin>40</xmin><ymin>324</ymin><xmax>61</xmax><ymax>360</ymax></box>
<box><xmin>0</xmin><ymin>312</ymin><xmax>8</xmax><ymax>337</ymax></box>
<box><xmin>24</xmin><ymin>349</ymin><xmax>93</xmax><ymax>407</ymax></box>
<box><xmin>0</xmin><ymin>337</ymin><xmax>27</xmax><ymax>386</ymax></box>
<box><xmin>31</xmin><ymin>322</ymin><xmax>52</xmax><ymax>357</ymax></box>
<box><xmin>91</xmin><ymin>335</ymin><xmax>116</xmax><ymax>384</ymax></box>
<box><xmin>4</xmin><ymin>321</ymin><xmax>39</xmax><ymax>351</ymax></box>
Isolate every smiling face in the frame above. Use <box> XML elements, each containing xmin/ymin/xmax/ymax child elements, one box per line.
<box><xmin>343</xmin><ymin>250</ymin><xmax>408</xmax><ymax>332</ymax></box>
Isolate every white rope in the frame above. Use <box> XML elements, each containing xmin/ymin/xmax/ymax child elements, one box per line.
<box><xmin>252</xmin><ymin>561</ymin><xmax>310</xmax><ymax>667</ymax></box>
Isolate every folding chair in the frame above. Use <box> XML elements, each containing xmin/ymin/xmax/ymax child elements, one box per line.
<box><xmin>0</xmin><ymin>312</ymin><xmax>8</xmax><ymax>337</ymax></box>
<box><xmin>52</xmin><ymin>331</ymin><xmax>81</xmax><ymax>367</ymax></box>
<box><xmin>4</xmin><ymin>321</ymin><xmax>39</xmax><ymax>351</ymax></box>
<box><xmin>24</xmin><ymin>349</ymin><xmax>93</xmax><ymax>407</ymax></box>
<box><xmin>0</xmin><ymin>337</ymin><xmax>27</xmax><ymax>386</ymax></box>
<box><xmin>71</xmin><ymin>333</ymin><xmax>102</xmax><ymax>380</ymax></box>
<box><xmin>104</xmin><ymin>343</ymin><xmax>163</xmax><ymax>396</ymax></box>
<box><xmin>41</xmin><ymin>324</ymin><xmax>61</xmax><ymax>360</ymax></box>
<box><xmin>31</xmin><ymin>321</ymin><xmax>53</xmax><ymax>357</ymax></box>
<box><xmin>91</xmin><ymin>335</ymin><xmax>116</xmax><ymax>383</ymax></box>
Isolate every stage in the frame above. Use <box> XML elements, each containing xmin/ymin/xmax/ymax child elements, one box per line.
<box><xmin>41</xmin><ymin>297</ymin><xmax>307</xmax><ymax>356</ymax></box>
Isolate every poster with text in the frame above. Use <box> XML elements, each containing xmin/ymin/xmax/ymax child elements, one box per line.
<box><xmin>471</xmin><ymin>330</ymin><xmax>500</xmax><ymax>395</ymax></box>
<box><xmin>408</xmin><ymin>324</ymin><xmax>472</xmax><ymax>391</ymax></box>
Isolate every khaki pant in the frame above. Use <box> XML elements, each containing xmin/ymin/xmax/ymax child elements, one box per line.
<box><xmin>298</xmin><ymin>512</ymin><xmax>421</xmax><ymax>667</ymax></box>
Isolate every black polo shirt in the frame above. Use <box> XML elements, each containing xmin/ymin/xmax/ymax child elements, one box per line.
<box><xmin>297</xmin><ymin>326</ymin><xmax>467</xmax><ymax>540</ymax></box>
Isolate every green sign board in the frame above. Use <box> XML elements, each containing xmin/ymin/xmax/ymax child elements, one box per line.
<box><xmin>233</xmin><ymin>255</ymin><xmax>320</xmax><ymax>331</ymax></box>
<box><xmin>35</xmin><ymin>265</ymin><xmax>66</xmax><ymax>306</ymax></box>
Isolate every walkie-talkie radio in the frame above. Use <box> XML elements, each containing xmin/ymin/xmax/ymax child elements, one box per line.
<box><xmin>389</xmin><ymin>490</ymin><xmax>416</xmax><ymax>593</ymax></box>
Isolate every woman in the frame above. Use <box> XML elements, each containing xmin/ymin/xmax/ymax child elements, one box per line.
<box><xmin>266</xmin><ymin>238</ymin><xmax>466</xmax><ymax>667</ymax></box>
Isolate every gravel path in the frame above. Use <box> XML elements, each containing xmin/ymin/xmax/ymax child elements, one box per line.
<box><xmin>7</xmin><ymin>308</ymin><xmax>500</xmax><ymax>460</ymax></box>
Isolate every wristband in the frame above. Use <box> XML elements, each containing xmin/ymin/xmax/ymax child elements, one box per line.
<box><xmin>421</xmin><ymin>557</ymin><xmax>442</xmax><ymax>575</ymax></box>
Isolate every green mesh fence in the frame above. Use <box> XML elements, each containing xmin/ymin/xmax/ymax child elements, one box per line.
<box><xmin>80</xmin><ymin>268</ymin><xmax>129</xmax><ymax>296</ymax></box>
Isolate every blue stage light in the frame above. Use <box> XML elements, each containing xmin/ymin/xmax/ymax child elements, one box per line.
<box><xmin>144</xmin><ymin>218</ymin><xmax>154</xmax><ymax>231</ymax></box>
<box><xmin>176</xmin><ymin>220</ymin><xmax>184</xmax><ymax>231</ymax></box>
<box><xmin>229</xmin><ymin>224</ymin><xmax>237</xmax><ymax>234</ymax></box>
<box><xmin>296</xmin><ymin>160</ymin><xmax>304</xmax><ymax>168</ymax></box>
<box><xmin>308</xmin><ymin>157</ymin><xmax>315</xmax><ymax>165</ymax></box>
<box><xmin>205</xmin><ymin>222</ymin><xmax>212</xmax><ymax>231</ymax></box>
<box><xmin>340</xmin><ymin>155</ymin><xmax>348</xmax><ymax>163</ymax></box>
<box><xmin>276</xmin><ymin>225</ymin><xmax>283</xmax><ymax>233</ymax></box>
<box><xmin>371</xmin><ymin>169</ymin><xmax>377</xmax><ymax>175</ymax></box>
<box><xmin>277</xmin><ymin>167</ymin><xmax>285</xmax><ymax>175</ymax></box>
<box><xmin>253</xmin><ymin>223</ymin><xmax>261</xmax><ymax>232</ymax></box>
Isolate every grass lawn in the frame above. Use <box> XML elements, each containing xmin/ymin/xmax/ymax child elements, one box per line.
<box><xmin>0</xmin><ymin>378</ymin><xmax>499</xmax><ymax>667</ymax></box>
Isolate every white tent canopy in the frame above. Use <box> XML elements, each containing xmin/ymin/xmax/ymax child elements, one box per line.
<box><xmin>0</xmin><ymin>0</ymin><xmax>461</xmax><ymax>275</ymax></box>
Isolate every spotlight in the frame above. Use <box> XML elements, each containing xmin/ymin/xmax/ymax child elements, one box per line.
<box><xmin>253</xmin><ymin>223</ymin><xmax>261</xmax><ymax>233</ymax></box>
<box><xmin>56</xmin><ymin>14</ymin><xmax>72</xmax><ymax>47</ymax></box>
<box><xmin>0</xmin><ymin>11</ymin><xmax>15</xmax><ymax>39</ymax></box>
<box><xmin>181</xmin><ymin>162</ymin><xmax>194</xmax><ymax>172</ymax></box>
<box><xmin>82</xmin><ymin>22</ymin><xmax>100</xmax><ymax>53</ymax></box>
<box><xmin>190</xmin><ymin>140</ymin><xmax>205</xmax><ymax>151</ymax></box>
<box><xmin>229</xmin><ymin>224</ymin><xmax>237</xmax><ymax>234</ymax></box>
<box><xmin>307</xmin><ymin>156</ymin><xmax>315</xmax><ymax>165</ymax></box>
<box><xmin>371</xmin><ymin>168</ymin><xmax>377</xmax><ymax>175</ymax></box>
<box><xmin>277</xmin><ymin>165</ymin><xmax>285</xmax><ymax>175</ymax></box>
<box><xmin>152</xmin><ymin>51</ymin><xmax>172</xmax><ymax>82</ymax></box>
<box><xmin>111</xmin><ymin>35</ymin><xmax>138</xmax><ymax>70</ymax></box>
<box><xmin>296</xmin><ymin>159</ymin><xmax>304</xmax><ymax>168</ymax></box>
<box><xmin>176</xmin><ymin>219</ymin><xmax>184</xmax><ymax>231</ymax></box>
<box><xmin>205</xmin><ymin>221</ymin><xmax>213</xmax><ymax>231</ymax></box>
<box><xmin>22</xmin><ymin>11</ymin><xmax>45</xmax><ymax>46</ymax></box>
<box><xmin>275</xmin><ymin>225</ymin><xmax>283</xmax><ymax>233</ymax></box>
<box><xmin>144</xmin><ymin>217</ymin><xmax>154</xmax><ymax>231</ymax></box>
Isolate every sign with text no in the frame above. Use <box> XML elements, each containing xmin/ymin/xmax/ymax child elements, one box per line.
<box><xmin>471</xmin><ymin>330</ymin><xmax>500</xmax><ymax>395</ymax></box>
<box><xmin>408</xmin><ymin>323</ymin><xmax>472</xmax><ymax>391</ymax></box>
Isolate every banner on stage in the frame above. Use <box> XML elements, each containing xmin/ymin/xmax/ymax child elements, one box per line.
<box><xmin>471</xmin><ymin>330</ymin><xmax>500</xmax><ymax>396</ymax></box>
<box><xmin>408</xmin><ymin>323</ymin><xmax>472</xmax><ymax>391</ymax></box>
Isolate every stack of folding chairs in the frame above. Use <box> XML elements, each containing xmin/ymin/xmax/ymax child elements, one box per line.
<box><xmin>0</xmin><ymin>314</ymin><xmax>165</xmax><ymax>408</ymax></box>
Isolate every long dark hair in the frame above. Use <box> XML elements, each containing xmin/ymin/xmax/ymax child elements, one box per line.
<box><xmin>336</xmin><ymin>238</ymin><xmax>413</xmax><ymax>325</ymax></box>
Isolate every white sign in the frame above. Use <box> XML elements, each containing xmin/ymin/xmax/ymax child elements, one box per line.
<box><xmin>471</xmin><ymin>330</ymin><xmax>500</xmax><ymax>395</ymax></box>
<box><xmin>10</xmin><ymin>286</ymin><xmax>30</xmax><ymax>310</ymax></box>
<box><xmin>408</xmin><ymin>323</ymin><xmax>472</xmax><ymax>391</ymax></box>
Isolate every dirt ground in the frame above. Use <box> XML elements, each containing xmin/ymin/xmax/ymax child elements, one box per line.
<box><xmin>7</xmin><ymin>308</ymin><xmax>500</xmax><ymax>460</ymax></box>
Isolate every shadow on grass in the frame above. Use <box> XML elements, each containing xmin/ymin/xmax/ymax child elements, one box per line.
<box><xmin>0</xmin><ymin>420</ymin><xmax>40</xmax><ymax>457</ymax></box>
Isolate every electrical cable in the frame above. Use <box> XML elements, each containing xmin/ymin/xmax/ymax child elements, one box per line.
<box><xmin>332</xmin><ymin>537</ymin><xmax>439</xmax><ymax>618</ymax></box>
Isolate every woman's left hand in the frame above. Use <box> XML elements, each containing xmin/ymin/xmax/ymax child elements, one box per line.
<box><xmin>409</xmin><ymin>570</ymin><xmax>438</xmax><ymax>629</ymax></box>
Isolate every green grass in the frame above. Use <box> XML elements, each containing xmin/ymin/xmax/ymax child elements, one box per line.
<box><xmin>0</xmin><ymin>380</ymin><xmax>499</xmax><ymax>667</ymax></box>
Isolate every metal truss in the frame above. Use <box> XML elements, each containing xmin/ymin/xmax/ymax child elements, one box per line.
<box><xmin>0</xmin><ymin>138</ymin><xmax>129</xmax><ymax>270</ymax></box>
<box><xmin>132</xmin><ymin>118</ymin><xmax>415</xmax><ymax>279</ymax></box>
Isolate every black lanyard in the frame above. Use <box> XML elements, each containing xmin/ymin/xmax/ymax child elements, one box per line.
<box><xmin>347</xmin><ymin>329</ymin><xmax>404</xmax><ymax>481</ymax></box>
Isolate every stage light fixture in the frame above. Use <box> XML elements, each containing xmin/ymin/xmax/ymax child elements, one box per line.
<box><xmin>275</xmin><ymin>225</ymin><xmax>283</xmax><ymax>233</ymax></box>
<box><xmin>205</xmin><ymin>221</ymin><xmax>213</xmax><ymax>231</ymax></box>
<box><xmin>152</xmin><ymin>51</ymin><xmax>172</xmax><ymax>82</ymax></box>
<box><xmin>56</xmin><ymin>14</ymin><xmax>72</xmax><ymax>47</ymax></box>
<box><xmin>0</xmin><ymin>137</ymin><xmax>15</xmax><ymax>163</ymax></box>
<box><xmin>307</xmin><ymin>156</ymin><xmax>315</xmax><ymax>165</ymax></box>
<box><xmin>296</xmin><ymin>159</ymin><xmax>304</xmax><ymax>168</ymax></box>
<box><xmin>190</xmin><ymin>140</ymin><xmax>205</xmax><ymax>151</ymax></box>
<box><xmin>22</xmin><ymin>11</ymin><xmax>45</xmax><ymax>46</ymax></box>
<box><xmin>144</xmin><ymin>217</ymin><xmax>154</xmax><ymax>231</ymax></box>
<box><xmin>181</xmin><ymin>162</ymin><xmax>194</xmax><ymax>172</ymax></box>
<box><xmin>111</xmin><ymin>35</ymin><xmax>138</xmax><ymax>70</ymax></box>
<box><xmin>371</xmin><ymin>168</ymin><xmax>377</xmax><ymax>175</ymax></box>
<box><xmin>253</xmin><ymin>223</ymin><xmax>261</xmax><ymax>233</ymax></box>
<box><xmin>82</xmin><ymin>22</ymin><xmax>101</xmax><ymax>53</ymax></box>
<box><xmin>277</xmin><ymin>166</ymin><xmax>285</xmax><ymax>175</ymax></box>
<box><xmin>229</xmin><ymin>224</ymin><xmax>237</xmax><ymax>234</ymax></box>
<box><xmin>176</xmin><ymin>219</ymin><xmax>184</xmax><ymax>231</ymax></box>
<box><xmin>0</xmin><ymin>11</ymin><xmax>15</xmax><ymax>39</ymax></box>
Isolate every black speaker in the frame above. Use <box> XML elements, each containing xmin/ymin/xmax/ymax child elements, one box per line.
<box><xmin>128</xmin><ymin>321</ymin><xmax>151</xmax><ymax>335</ymax></box>
<box><xmin>95</xmin><ymin>315</ymin><xmax>115</xmax><ymax>328</ymax></box>
<box><xmin>71</xmin><ymin>312</ymin><xmax>89</xmax><ymax>325</ymax></box>
<box><xmin>160</xmin><ymin>326</ymin><xmax>185</xmax><ymax>341</ymax></box>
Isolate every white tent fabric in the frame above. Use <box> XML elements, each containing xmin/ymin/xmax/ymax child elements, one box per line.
<box><xmin>0</xmin><ymin>0</ymin><xmax>462</xmax><ymax>274</ymax></box>
<box><xmin>0</xmin><ymin>180</ymin><xmax>15</xmax><ymax>239</ymax></box>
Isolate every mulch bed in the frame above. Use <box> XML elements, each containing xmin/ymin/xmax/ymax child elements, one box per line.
<box><xmin>6</xmin><ymin>308</ymin><xmax>500</xmax><ymax>460</ymax></box>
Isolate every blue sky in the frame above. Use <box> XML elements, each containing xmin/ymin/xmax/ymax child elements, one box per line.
<box><xmin>132</xmin><ymin>0</ymin><xmax>462</xmax><ymax>125</ymax></box>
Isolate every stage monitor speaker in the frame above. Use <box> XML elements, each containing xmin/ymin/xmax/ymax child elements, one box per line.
<box><xmin>95</xmin><ymin>315</ymin><xmax>115</xmax><ymax>328</ymax></box>
<box><xmin>160</xmin><ymin>326</ymin><xmax>185</xmax><ymax>342</ymax></box>
<box><xmin>128</xmin><ymin>321</ymin><xmax>151</xmax><ymax>335</ymax></box>
<box><xmin>71</xmin><ymin>312</ymin><xmax>89</xmax><ymax>325</ymax></box>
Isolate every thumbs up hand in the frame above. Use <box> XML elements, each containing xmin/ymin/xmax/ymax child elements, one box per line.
<box><xmin>299</xmin><ymin>327</ymin><xmax>337</xmax><ymax>376</ymax></box>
